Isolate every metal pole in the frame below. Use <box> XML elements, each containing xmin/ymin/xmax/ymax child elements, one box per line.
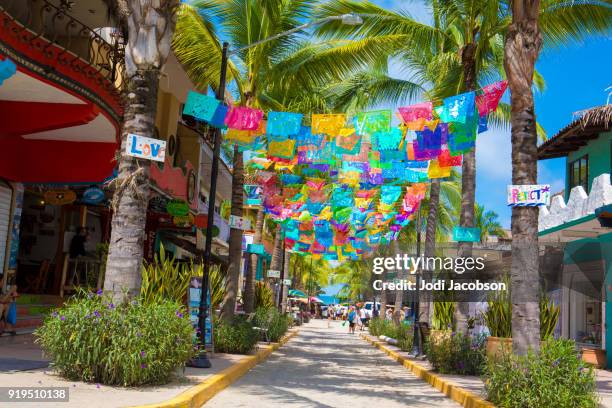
<box><xmin>411</xmin><ymin>207</ymin><xmax>422</xmax><ymax>357</ymax></box>
<box><xmin>277</xmin><ymin>229</ymin><xmax>286</xmax><ymax>312</ymax></box>
<box><xmin>192</xmin><ymin>42</ymin><xmax>229</xmax><ymax>369</ymax></box>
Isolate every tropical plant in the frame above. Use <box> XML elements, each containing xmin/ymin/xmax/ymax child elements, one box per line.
<box><xmin>484</xmin><ymin>338</ymin><xmax>599</xmax><ymax>408</ymax></box>
<box><xmin>425</xmin><ymin>332</ymin><xmax>487</xmax><ymax>375</ymax></box>
<box><xmin>254</xmin><ymin>282</ymin><xmax>274</xmax><ymax>310</ymax></box>
<box><xmin>191</xmin><ymin>262</ymin><xmax>227</xmax><ymax>310</ymax></box>
<box><xmin>483</xmin><ymin>276</ymin><xmax>512</xmax><ymax>338</ymax></box>
<box><xmin>254</xmin><ymin>307</ymin><xmax>292</xmax><ymax>342</ymax></box>
<box><xmin>140</xmin><ymin>244</ymin><xmax>191</xmax><ymax>305</ymax></box>
<box><xmin>474</xmin><ymin>204</ymin><xmax>507</xmax><ymax>243</ymax></box>
<box><xmin>540</xmin><ymin>293</ymin><xmax>560</xmax><ymax>340</ymax></box>
<box><xmin>213</xmin><ymin>315</ymin><xmax>259</xmax><ymax>354</ymax></box>
<box><xmin>35</xmin><ymin>291</ymin><xmax>195</xmax><ymax>386</ymax></box>
<box><xmin>104</xmin><ymin>0</ymin><xmax>179</xmax><ymax>301</ymax></box>
<box><xmin>431</xmin><ymin>302</ymin><xmax>455</xmax><ymax>331</ymax></box>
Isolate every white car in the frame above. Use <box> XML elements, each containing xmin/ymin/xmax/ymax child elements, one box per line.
<box><xmin>363</xmin><ymin>302</ymin><xmax>381</xmax><ymax>319</ymax></box>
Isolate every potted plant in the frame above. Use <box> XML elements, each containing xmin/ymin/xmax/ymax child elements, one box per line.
<box><xmin>483</xmin><ymin>276</ymin><xmax>512</xmax><ymax>360</ymax></box>
<box><xmin>430</xmin><ymin>301</ymin><xmax>454</xmax><ymax>345</ymax></box>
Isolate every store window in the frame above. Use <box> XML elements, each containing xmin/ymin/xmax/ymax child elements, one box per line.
<box><xmin>568</xmin><ymin>155</ymin><xmax>589</xmax><ymax>193</ymax></box>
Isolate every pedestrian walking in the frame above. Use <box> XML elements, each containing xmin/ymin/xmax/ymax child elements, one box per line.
<box><xmin>348</xmin><ymin>306</ymin><xmax>357</xmax><ymax>334</ymax></box>
<box><xmin>359</xmin><ymin>306</ymin><xmax>367</xmax><ymax>330</ymax></box>
<box><xmin>327</xmin><ymin>304</ymin><xmax>334</xmax><ymax>328</ymax></box>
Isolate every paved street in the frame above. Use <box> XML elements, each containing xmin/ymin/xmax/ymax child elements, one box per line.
<box><xmin>205</xmin><ymin>319</ymin><xmax>460</xmax><ymax>408</ymax></box>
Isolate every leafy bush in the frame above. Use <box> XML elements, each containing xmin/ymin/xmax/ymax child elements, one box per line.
<box><xmin>141</xmin><ymin>244</ymin><xmax>191</xmax><ymax>305</ymax></box>
<box><xmin>431</xmin><ymin>302</ymin><xmax>455</xmax><ymax>330</ymax></box>
<box><xmin>254</xmin><ymin>307</ymin><xmax>291</xmax><ymax>342</ymax></box>
<box><xmin>368</xmin><ymin>318</ymin><xmax>413</xmax><ymax>352</ymax></box>
<box><xmin>425</xmin><ymin>332</ymin><xmax>486</xmax><ymax>375</ymax></box>
<box><xmin>540</xmin><ymin>293</ymin><xmax>560</xmax><ymax>339</ymax></box>
<box><xmin>255</xmin><ymin>282</ymin><xmax>274</xmax><ymax>309</ymax></box>
<box><xmin>484</xmin><ymin>339</ymin><xmax>598</xmax><ymax>408</ymax></box>
<box><xmin>35</xmin><ymin>292</ymin><xmax>195</xmax><ymax>386</ymax></box>
<box><xmin>213</xmin><ymin>316</ymin><xmax>259</xmax><ymax>354</ymax></box>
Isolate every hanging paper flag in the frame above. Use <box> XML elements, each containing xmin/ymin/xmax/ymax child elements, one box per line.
<box><xmin>476</xmin><ymin>80</ymin><xmax>508</xmax><ymax>116</ymax></box>
<box><xmin>416</xmin><ymin>124</ymin><xmax>445</xmax><ymax>151</ymax></box>
<box><xmin>372</xmin><ymin>128</ymin><xmax>403</xmax><ymax>151</ymax></box>
<box><xmin>336</xmin><ymin>129</ymin><xmax>361</xmax><ymax>154</ymax></box>
<box><xmin>438</xmin><ymin>149</ymin><xmax>462</xmax><ymax>167</ymax></box>
<box><xmin>397</xmin><ymin>102</ymin><xmax>433</xmax><ymax>126</ymax></box>
<box><xmin>312</xmin><ymin>114</ymin><xmax>346</xmax><ymax>137</ymax></box>
<box><xmin>428</xmin><ymin>159</ymin><xmax>452</xmax><ymax>179</ymax></box>
<box><xmin>404</xmin><ymin>168</ymin><xmax>429</xmax><ymax>183</ymax></box>
<box><xmin>225</xmin><ymin>106</ymin><xmax>263</xmax><ymax>130</ymax></box>
<box><xmin>380</xmin><ymin>185</ymin><xmax>402</xmax><ymax>205</ymax></box>
<box><xmin>268</xmin><ymin>139</ymin><xmax>296</xmax><ymax>160</ymax></box>
<box><xmin>296</xmin><ymin>127</ymin><xmax>323</xmax><ymax>147</ymax></box>
<box><xmin>478</xmin><ymin>115</ymin><xmax>488</xmax><ymax>133</ymax></box>
<box><xmin>354</xmin><ymin>110</ymin><xmax>392</xmax><ymax>134</ymax></box>
<box><xmin>266</xmin><ymin>111</ymin><xmax>303</xmax><ymax>137</ymax></box>
<box><xmin>441</xmin><ymin>91</ymin><xmax>476</xmax><ymax>124</ymax></box>
<box><xmin>413</xmin><ymin>138</ymin><xmax>440</xmax><ymax>161</ymax></box>
<box><xmin>331</xmin><ymin>188</ymin><xmax>354</xmax><ymax>208</ymax></box>
<box><xmin>281</xmin><ymin>174</ymin><xmax>302</xmax><ymax>185</ymax></box>
<box><xmin>183</xmin><ymin>91</ymin><xmax>220</xmax><ymax>122</ymax></box>
<box><xmin>226</xmin><ymin>129</ymin><xmax>258</xmax><ymax>146</ymax></box>
<box><xmin>380</xmin><ymin>148</ymin><xmax>407</xmax><ymax>162</ymax></box>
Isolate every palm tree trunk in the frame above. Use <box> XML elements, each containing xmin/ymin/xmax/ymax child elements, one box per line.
<box><xmin>221</xmin><ymin>146</ymin><xmax>243</xmax><ymax>318</ymax></box>
<box><xmin>454</xmin><ymin>43</ymin><xmax>477</xmax><ymax>333</ymax></box>
<box><xmin>393</xmin><ymin>241</ymin><xmax>403</xmax><ymax>314</ymax></box>
<box><xmin>504</xmin><ymin>0</ymin><xmax>542</xmax><ymax>355</ymax></box>
<box><xmin>281</xmin><ymin>249</ymin><xmax>290</xmax><ymax>312</ymax></box>
<box><xmin>243</xmin><ymin>208</ymin><xmax>263</xmax><ymax>313</ymax></box>
<box><xmin>422</xmin><ymin>179</ymin><xmax>440</xmax><ymax>324</ymax></box>
<box><xmin>104</xmin><ymin>0</ymin><xmax>177</xmax><ymax>301</ymax></box>
<box><xmin>269</xmin><ymin>224</ymin><xmax>282</xmax><ymax>298</ymax></box>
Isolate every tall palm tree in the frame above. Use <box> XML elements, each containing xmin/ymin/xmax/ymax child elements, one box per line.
<box><xmin>317</xmin><ymin>0</ymin><xmax>611</xmax><ymax>333</ymax></box>
<box><xmin>104</xmin><ymin>0</ymin><xmax>179</xmax><ymax>301</ymax></box>
<box><xmin>474</xmin><ymin>204</ymin><xmax>506</xmax><ymax>244</ymax></box>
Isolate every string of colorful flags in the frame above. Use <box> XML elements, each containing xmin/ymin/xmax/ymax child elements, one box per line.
<box><xmin>183</xmin><ymin>81</ymin><xmax>508</xmax><ymax>260</ymax></box>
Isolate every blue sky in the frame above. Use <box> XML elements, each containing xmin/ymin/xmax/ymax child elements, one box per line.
<box><xmin>372</xmin><ymin>0</ymin><xmax>612</xmax><ymax>228</ymax></box>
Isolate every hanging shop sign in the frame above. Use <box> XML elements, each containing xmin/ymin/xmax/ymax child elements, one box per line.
<box><xmin>229</xmin><ymin>215</ymin><xmax>251</xmax><ymax>230</ymax></box>
<box><xmin>452</xmin><ymin>226</ymin><xmax>481</xmax><ymax>242</ymax></box>
<box><xmin>282</xmin><ymin>279</ymin><xmax>292</xmax><ymax>286</ymax></box>
<box><xmin>44</xmin><ymin>189</ymin><xmax>76</xmax><ymax>205</ymax></box>
<box><xmin>166</xmin><ymin>199</ymin><xmax>190</xmax><ymax>217</ymax></box>
<box><xmin>149</xmin><ymin>195</ymin><xmax>169</xmax><ymax>213</ymax></box>
<box><xmin>188</xmin><ymin>277</ymin><xmax>213</xmax><ymax>349</ymax></box>
<box><xmin>267</xmin><ymin>270</ymin><xmax>281</xmax><ymax>279</ymax></box>
<box><xmin>81</xmin><ymin>186</ymin><xmax>105</xmax><ymax>205</ymax></box>
<box><xmin>246</xmin><ymin>243</ymin><xmax>265</xmax><ymax>255</ymax></box>
<box><xmin>125</xmin><ymin>133</ymin><xmax>166</xmax><ymax>162</ymax></box>
<box><xmin>173</xmin><ymin>213</ymin><xmax>194</xmax><ymax>227</ymax></box>
<box><xmin>507</xmin><ymin>184</ymin><xmax>551</xmax><ymax>207</ymax></box>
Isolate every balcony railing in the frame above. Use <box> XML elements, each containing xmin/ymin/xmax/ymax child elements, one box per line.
<box><xmin>0</xmin><ymin>0</ymin><xmax>125</xmax><ymax>91</ymax></box>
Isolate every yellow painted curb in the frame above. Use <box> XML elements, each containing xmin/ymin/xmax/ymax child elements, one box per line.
<box><xmin>360</xmin><ymin>334</ymin><xmax>495</xmax><ymax>408</ymax></box>
<box><xmin>132</xmin><ymin>330</ymin><xmax>299</xmax><ymax>408</ymax></box>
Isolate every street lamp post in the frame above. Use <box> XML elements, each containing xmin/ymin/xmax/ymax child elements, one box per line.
<box><xmin>194</xmin><ymin>13</ymin><xmax>362</xmax><ymax>368</ymax></box>
<box><xmin>411</xmin><ymin>207</ymin><xmax>423</xmax><ymax>357</ymax></box>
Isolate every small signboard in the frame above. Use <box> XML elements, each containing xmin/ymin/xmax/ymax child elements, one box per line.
<box><xmin>452</xmin><ymin>226</ymin><xmax>481</xmax><ymax>242</ymax></box>
<box><xmin>267</xmin><ymin>270</ymin><xmax>281</xmax><ymax>279</ymax></box>
<box><xmin>282</xmin><ymin>279</ymin><xmax>292</xmax><ymax>286</ymax></box>
<box><xmin>188</xmin><ymin>277</ymin><xmax>213</xmax><ymax>349</ymax></box>
<box><xmin>507</xmin><ymin>184</ymin><xmax>551</xmax><ymax>207</ymax></box>
<box><xmin>229</xmin><ymin>215</ymin><xmax>251</xmax><ymax>230</ymax></box>
<box><xmin>126</xmin><ymin>133</ymin><xmax>166</xmax><ymax>162</ymax></box>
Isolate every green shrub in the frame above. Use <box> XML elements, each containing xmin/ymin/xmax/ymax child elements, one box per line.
<box><xmin>255</xmin><ymin>282</ymin><xmax>274</xmax><ymax>309</ymax></box>
<box><xmin>368</xmin><ymin>318</ymin><xmax>413</xmax><ymax>352</ymax></box>
<box><xmin>213</xmin><ymin>316</ymin><xmax>259</xmax><ymax>354</ymax></box>
<box><xmin>540</xmin><ymin>293</ymin><xmax>560</xmax><ymax>340</ymax></box>
<box><xmin>484</xmin><ymin>338</ymin><xmax>598</xmax><ymax>408</ymax></box>
<box><xmin>254</xmin><ymin>307</ymin><xmax>291</xmax><ymax>342</ymax></box>
<box><xmin>35</xmin><ymin>292</ymin><xmax>195</xmax><ymax>386</ymax></box>
<box><xmin>190</xmin><ymin>263</ymin><xmax>226</xmax><ymax>309</ymax></box>
<box><xmin>483</xmin><ymin>276</ymin><xmax>512</xmax><ymax>338</ymax></box>
<box><xmin>425</xmin><ymin>332</ymin><xmax>486</xmax><ymax>375</ymax></box>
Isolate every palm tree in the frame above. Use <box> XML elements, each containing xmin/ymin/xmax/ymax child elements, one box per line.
<box><xmin>317</xmin><ymin>0</ymin><xmax>611</xmax><ymax>333</ymax></box>
<box><xmin>474</xmin><ymin>204</ymin><xmax>506</xmax><ymax>244</ymax></box>
<box><xmin>104</xmin><ymin>0</ymin><xmax>179</xmax><ymax>301</ymax></box>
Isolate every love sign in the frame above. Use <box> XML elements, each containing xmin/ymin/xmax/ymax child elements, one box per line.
<box><xmin>507</xmin><ymin>184</ymin><xmax>551</xmax><ymax>207</ymax></box>
<box><xmin>126</xmin><ymin>134</ymin><xmax>166</xmax><ymax>162</ymax></box>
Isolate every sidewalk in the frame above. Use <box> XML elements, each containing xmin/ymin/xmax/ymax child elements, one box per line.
<box><xmin>0</xmin><ymin>331</ymin><xmax>293</xmax><ymax>408</ymax></box>
<box><xmin>362</xmin><ymin>333</ymin><xmax>612</xmax><ymax>408</ymax></box>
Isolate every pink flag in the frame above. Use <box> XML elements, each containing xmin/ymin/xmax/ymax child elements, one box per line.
<box><xmin>476</xmin><ymin>81</ymin><xmax>508</xmax><ymax>116</ymax></box>
<box><xmin>397</xmin><ymin>102</ymin><xmax>433</xmax><ymax>123</ymax></box>
<box><xmin>224</xmin><ymin>106</ymin><xmax>264</xmax><ymax>130</ymax></box>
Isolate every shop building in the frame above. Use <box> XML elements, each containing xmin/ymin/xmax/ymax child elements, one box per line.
<box><xmin>537</xmin><ymin>105</ymin><xmax>612</xmax><ymax>367</ymax></box>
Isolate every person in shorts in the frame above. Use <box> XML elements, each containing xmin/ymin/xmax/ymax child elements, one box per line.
<box><xmin>347</xmin><ymin>307</ymin><xmax>357</xmax><ymax>334</ymax></box>
<box><xmin>359</xmin><ymin>306</ymin><xmax>367</xmax><ymax>330</ymax></box>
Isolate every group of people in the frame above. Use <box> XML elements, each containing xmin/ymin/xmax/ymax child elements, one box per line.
<box><xmin>325</xmin><ymin>304</ymin><xmax>367</xmax><ymax>334</ymax></box>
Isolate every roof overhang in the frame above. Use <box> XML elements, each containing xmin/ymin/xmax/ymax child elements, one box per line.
<box><xmin>538</xmin><ymin>214</ymin><xmax>610</xmax><ymax>242</ymax></box>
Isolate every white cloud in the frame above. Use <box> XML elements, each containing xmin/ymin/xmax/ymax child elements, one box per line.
<box><xmin>476</xmin><ymin>127</ymin><xmax>512</xmax><ymax>181</ymax></box>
